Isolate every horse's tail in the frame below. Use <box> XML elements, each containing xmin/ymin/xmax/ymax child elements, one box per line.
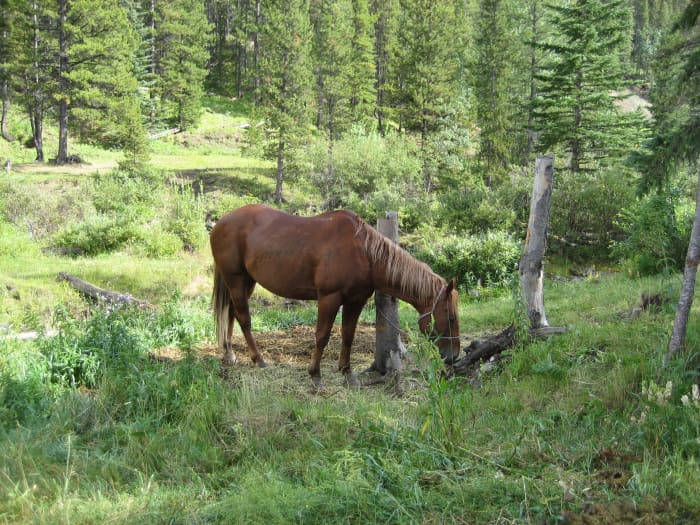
<box><xmin>212</xmin><ymin>267</ymin><xmax>232</xmax><ymax>349</ymax></box>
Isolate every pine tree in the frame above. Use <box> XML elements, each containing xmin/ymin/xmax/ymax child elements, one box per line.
<box><xmin>53</xmin><ymin>0</ymin><xmax>143</xmax><ymax>164</ymax></box>
<box><xmin>156</xmin><ymin>0</ymin><xmax>212</xmax><ymax>130</ymax></box>
<box><xmin>11</xmin><ymin>0</ymin><xmax>58</xmax><ymax>161</ymax></box>
<box><xmin>310</xmin><ymin>0</ymin><xmax>355</xmax><ymax>140</ymax></box>
<box><xmin>392</xmin><ymin>0</ymin><xmax>459</xmax><ymax>190</ymax></box>
<box><xmin>348</xmin><ymin>0</ymin><xmax>376</xmax><ymax>127</ymax></box>
<box><xmin>473</xmin><ymin>0</ymin><xmax>520</xmax><ymax>179</ymax></box>
<box><xmin>258</xmin><ymin>0</ymin><xmax>313</xmax><ymax>203</ymax></box>
<box><xmin>532</xmin><ymin>0</ymin><xmax>643</xmax><ymax>173</ymax></box>
<box><xmin>369</xmin><ymin>0</ymin><xmax>396</xmax><ymax>135</ymax></box>
<box><xmin>0</xmin><ymin>0</ymin><xmax>17</xmax><ymax>141</ymax></box>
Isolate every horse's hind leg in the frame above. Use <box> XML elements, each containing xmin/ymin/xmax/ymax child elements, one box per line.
<box><xmin>222</xmin><ymin>304</ymin><xmax>236</xmax><ymax>365</ymax></box>
<box><xmin>228</xmin><ymin>276</ymin><xmax>267</xmax><ymax>368</ymax></box>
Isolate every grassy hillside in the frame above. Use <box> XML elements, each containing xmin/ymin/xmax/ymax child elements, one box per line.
<box><xmin>0</xmin><ymin>97</ymin><xmax>699</xmax><ymax>524</ymax></box>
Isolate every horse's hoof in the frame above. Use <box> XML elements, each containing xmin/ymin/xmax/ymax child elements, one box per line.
<box><xmin>222</xmin><ymin>354</ymin><xmax>236</xmax><ymax>366</ymax></box>
<box><xmin>344</xmin><ymin>373</ymin><xmax>360</xmax><ymax>388</ymax></box>
<box><xmin>255</xmin><ymin>357</ymin><xmax>268</xmax><ymax>369</ymax></box>
<box><xmin>310</xmin><ymin>376</ymin><xmax>324</xmax><ymax>390</ymax></box>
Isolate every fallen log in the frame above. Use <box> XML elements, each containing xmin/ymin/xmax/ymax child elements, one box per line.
<box><xmin>452</xmin><ymin>324</ymin><xmax>568</xmax><ymax>375</ymax></box>
<box><xmin>57</xmin><ymin>273</ymin><xmax>154</xmax><ymax>308</ymax></box>
<box><xmin>147</xmin><ymin>128</ymin><xmax>181</xmax><ymax>140</ymax></box>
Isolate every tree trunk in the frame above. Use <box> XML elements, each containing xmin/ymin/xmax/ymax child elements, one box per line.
<box><xmin>371</xmin><ymin>211</ymin><xmax>405</xmax><ymax>376</ymax></box>
<box><xmin>1</xmin><ymin>94</ymin><xmax>13</xmax><ymax>142</ymax></box>
<box><xmin>30</xmin><ymin>106</ymin><xmax>44</xmax><ymax>162</ymax></box>
<box><xmin>666</xmin><ymin>165</ymin><xmax>700</xmax><ymax>362</ymax></box>
<box><xmin>30</xmin><ymin>3</ymin><xmax>43</xmax><ymax>162</ymax></box>
<box><xmin>274</xmin><ymin>138</ymin><xmax>284</xmax><ymax>204</ymax></box>
<box><xmin>56</xmin><ymin>0</ymin><xmax>69</xmax><ymax>164</ymax></box>
<box><xmin>519</xmin><ymin>155</ymin><xmax>554</xmax><ymax>328</ymax></box>
<box><xmin>252</xmin><ymin>0</ymin><xmax>260</xmax><ymax>105</ymax></box>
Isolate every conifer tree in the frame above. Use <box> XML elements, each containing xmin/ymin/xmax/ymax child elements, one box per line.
<box><xmin>52</xmin><ymin>0</ymin><xmax>143</xmax><ymax>164</ymax></box>
<box><xmin>473</xmin><ymin>0</ymin><xmax>521</xmax><ymax>179</ymax></box>
<box><xmin>369</xmin><ymin>0</ymin><xmax>396</xmax><ymax>135</ymax></box>
<box><xmin>310</xmin><ymin>0</ymin><xmax>355</xmax><ymax>140</ymax></box>
<box><xmin>392</xmin><ymin>0</ymin><xmax>459</xmax><ymax>190</ymax></box>
<box><xmin>0</xmin><ymin>0</ymin><xmax>16</xmax><ymax>141</ymax></box>
<box><xmin>156</xmin><ymin>0</ymin><xmax>212</xmax><ymax>130</ymax></box>
<box><xmin>258</xmin><ymin>0</ymin><xmax>313</xmax><ymax>203</ymax></box>
<box><xmin>532</xmin><ymin>0</ymin><xmax>644</xmax><ymax>173</ymax></box>
<box><xmin>11</xmin><ymin>0</ymin><xmax>57</xmax><ymax>161</ymax></box>
<box><xmin>348</xmin><ymin>0</ymin><xmax>376</xmax><ymax>127</ymax></box>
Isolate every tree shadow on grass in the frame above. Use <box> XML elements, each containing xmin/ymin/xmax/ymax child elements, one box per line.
<box><xmin>173</xmin><ymin>167</ymin><xmax>275</xmax><ymax>199</ymax></box>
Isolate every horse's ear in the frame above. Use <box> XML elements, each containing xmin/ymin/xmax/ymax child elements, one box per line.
<box><xmin>446</xmin><ymin>278</ymin><xmax>456</xmax><ymax>293</ymax></box>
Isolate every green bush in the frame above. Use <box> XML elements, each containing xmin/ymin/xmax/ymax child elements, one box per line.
<box><xmin>413</xmin><ymin>229</ymin><xmax>521</xmax><ymax>289</ymax></box>
<box><xmin>548</xmin><ymin>168</ymin><xmax>637</xmax><ymax>260</ymax></box>
<box><xmin>52</xmin><ymin>214</ymin><xmax>138</xmax><ymax>256</ymax></box>
<box><xmin>613</xmin><ymin>190</ymin><xmax>692</xmax><ymax>275</ymax></box>
<box><xmin>92</xmin><ymin>168</ymin><xmax>164</xmax><ymax>220</ymax></box>
<box><xmin>0</xmin><ymin>178</ymin><xmax>96</xmax><ymax>239</ymax></box>
<box><xmin>166</xmin><ymin>182</ymin><xmax>208</xmax><ymax>252</ymax></box>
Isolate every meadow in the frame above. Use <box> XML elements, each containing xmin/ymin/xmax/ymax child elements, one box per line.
<box><xmin>1</xmin><ymin>98</ymin><xmax>699</xmax><ymax>524</ymax></box>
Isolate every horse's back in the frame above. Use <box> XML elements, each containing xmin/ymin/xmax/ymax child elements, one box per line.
<box><xmin>210</xmin><ymin>205</ymin><xmax>370</xmax><ymax>299</ymax></box>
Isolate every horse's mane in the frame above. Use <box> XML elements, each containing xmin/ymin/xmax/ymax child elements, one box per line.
<box><xmin>357</xmin><ymin>219</ymin><xmax>441</xmax><ymax>303</ymax></box>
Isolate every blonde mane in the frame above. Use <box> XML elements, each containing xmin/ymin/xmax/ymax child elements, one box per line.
<box><xmin>358</xmin><ymin>220</ymin><xmax>442</xmax><ymax>303</ymax></box>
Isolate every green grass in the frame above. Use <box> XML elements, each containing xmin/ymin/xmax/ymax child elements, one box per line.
<box><xmin>1</xmin><ymin>270</ymin><xmax>698</xmax><ymax>524</ymax></box>
<box><xmin>1</xmin><ymin>96</ymin><xmax>699</xmax><ymax>524</ymax></box>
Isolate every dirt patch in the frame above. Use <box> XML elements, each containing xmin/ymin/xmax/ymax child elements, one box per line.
<box><xmin>152</xmin><ymin>324</ymin><xmax>381</xmax><ymax>389</ymax></box>
<box><xmin>561</xmin><ymin>501</ymin><xmax>677</xmax><ymax>525</ymax></box>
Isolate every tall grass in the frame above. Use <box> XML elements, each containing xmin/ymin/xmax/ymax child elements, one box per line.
<box><xmin>1</xmin><ymin>272</ymin><xmax>698</xmax><ymax>524</ymax></box>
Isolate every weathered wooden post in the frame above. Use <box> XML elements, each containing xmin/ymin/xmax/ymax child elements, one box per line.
<box><xmin>366</xmin><ymin>211</ymin><xmax>405</xmax><ymax>384</ymax></box>
<box><xmin>519</xmin><ymin>155</ymin><xmax>554</xmax><ymax>329</ymax></box>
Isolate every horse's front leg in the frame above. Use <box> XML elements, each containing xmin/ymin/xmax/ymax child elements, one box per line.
<box><xmin>339</xmin><ymin>300</ymin><xmax>366</xmax><ymax>387</ymax></box>
<box><xmin>309</xmin><ymin>293</ymin><xmax>342</xmax><ymax>387</ymax></box>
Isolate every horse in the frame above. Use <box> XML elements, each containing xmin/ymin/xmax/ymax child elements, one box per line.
<box><xmin>210</xmin><ymin>204</ymin><xmax>461</xmax><ymax>386</ymax></box>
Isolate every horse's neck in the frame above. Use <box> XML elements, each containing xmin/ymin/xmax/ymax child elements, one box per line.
<box><xmin>374</xmin><ymin>260</ymin><xmax>443</xmax><ymax>313</ymax></box>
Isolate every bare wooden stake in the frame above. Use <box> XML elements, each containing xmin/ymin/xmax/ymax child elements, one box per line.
<box><xmin>364</xmin><ymin>212</ymin><xmax>405</xmax><ymax>390</ymax></box>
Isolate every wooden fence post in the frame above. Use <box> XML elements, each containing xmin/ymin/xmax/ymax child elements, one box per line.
<box><xmin>519</xmin><ymin>156</ymin><xmax>554</xmax><ymax>329</ymax></box>
<box><xmin>371</xmin><ymin>211</ymin><xmax>404</xmax><ymax>377</ymax></box>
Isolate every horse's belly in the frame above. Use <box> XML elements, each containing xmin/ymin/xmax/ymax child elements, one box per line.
<box><xmin>246</xmin><ymin>256</ymin><xmax>319</xmax><ymax>300</ymax></box>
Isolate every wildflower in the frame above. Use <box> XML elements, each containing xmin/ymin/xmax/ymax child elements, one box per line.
<box><xmin>681</xmin><ymin>394</ymin><xmax>690</xmax><ymax>407</ymax></box>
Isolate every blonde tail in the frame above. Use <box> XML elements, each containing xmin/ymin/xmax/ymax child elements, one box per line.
<box><xmin>212</xmin><ymin>268</ymin><xmax>232</xmax><ymax>349</ymax></box>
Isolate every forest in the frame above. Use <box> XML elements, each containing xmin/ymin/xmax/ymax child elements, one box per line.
<box><xmin>1</xmin><ymin>0</ymin><xmax>700</xmax><ymax>523</ymax></box>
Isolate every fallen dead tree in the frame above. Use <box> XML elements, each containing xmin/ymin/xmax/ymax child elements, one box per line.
<box><xmin>57</xmin><ymin>273</ymin><xmax>154</xmax><ymax>309</ymax></box>
<box><xmin>452</xmin><ymin>324</ymin><xmax>568</xmax><ymax>376</ymax></box>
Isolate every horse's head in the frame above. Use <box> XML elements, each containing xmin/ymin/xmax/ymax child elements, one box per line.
<box><xmin>418</xmin><ymin>278</ymin><xmax>461</xmax><ymax>363</ymax></box>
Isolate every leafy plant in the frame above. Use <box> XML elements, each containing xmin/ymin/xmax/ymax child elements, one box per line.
<box><xmin>414</xmin><ymin>229</ymin><xmax>521</xmax><ymax>289</ymax></box>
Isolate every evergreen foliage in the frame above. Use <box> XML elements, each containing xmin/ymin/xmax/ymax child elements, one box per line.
<box><xmin>155</xmin><ymin>0</ymin><xmax>212</xmax><ymax>130</ymax></box>
<box><xmin>532</xmin><ymin>0</ymin><xmax>646</xmax><ymax>172</ymax></box>
<box><xmin>258</xmin><ymin>0</ymin><xmax>313</xmax><ymax>203</ymax></box>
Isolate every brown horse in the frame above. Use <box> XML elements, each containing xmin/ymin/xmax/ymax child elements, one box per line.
<box><xmin>210</xmin><ymin>204</ymin><xmax>460</xmax><ymax>386</ymax></box>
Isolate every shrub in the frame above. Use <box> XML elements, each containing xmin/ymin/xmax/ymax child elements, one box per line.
<box><xmin>52</xmin><ymin>214</ymin><xmax>138</xmax><ymax>256</ymax></box>
<box><xmin>613</xmin><ymin>190</ymin><xmax>692</xmax><ymax>275</ymax></box>
<box><xmin>92</xmin><ymin>168</ymin><xmax>165</xmax><ymax>220</ymax></box>
<box><xmin>0</xmin><ymin>178</ymin><xmax>96</xmax><ymax>238</ymax></box>
<box><xmin>166</xmin><ymin>182</ymin><xmax>208</xmax><ymax>252</ymax></box>
<box><xmin>548</xmin><ymin>168</ymin><xmax>637</xmax><ymax>260</ymax></box>
<box><xmin>413</xmin><ymin>229</ymin><xmax>521</xmax><ymax>289</ymax></box>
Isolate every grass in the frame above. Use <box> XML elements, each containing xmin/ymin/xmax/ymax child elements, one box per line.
<box><xmin>1</xmin><ymin>96</ymin><xmax>699</xmax><ymax>524</ymax></box>
<box><xmin>0</xmin><ymin>270</ymin><xmax>698</xmax><ymax>524</ymax></box>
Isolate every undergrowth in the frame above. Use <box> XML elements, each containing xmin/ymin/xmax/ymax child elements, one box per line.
<box><xmin>0</xmin><ymin>273</ymin><xmax>698</xmax><ymax>524</ymax></box>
